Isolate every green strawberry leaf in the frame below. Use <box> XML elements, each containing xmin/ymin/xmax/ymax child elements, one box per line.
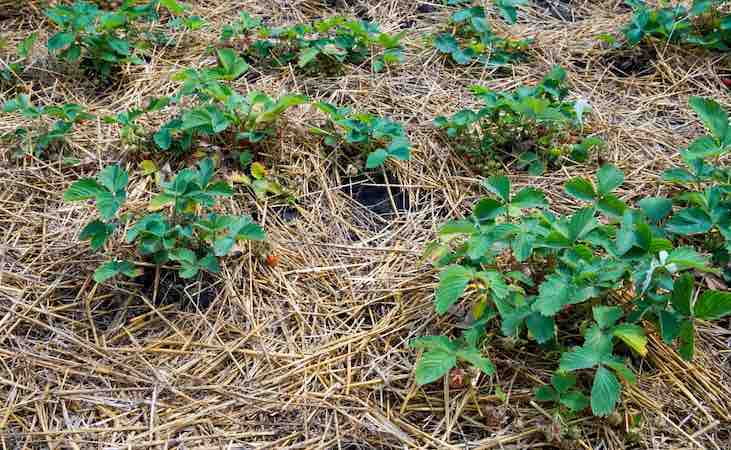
<box><xmin>435</xmin><ymin>265</ymin><xmax>474</xmax><ymax>315</ymax></box>
<box><xmin>64</xmin><ymin>178</ymin><xmax>106</xmax><ymax>201</ymax></box>
<box><xmin>484</xmin><ymin>175</ymin><xmax>511</xmax><ymax>203</ymax></box>
<box><xmin>638</xmin><ymin>197</ymin><xmax>673</xmax><ymax>223</ymax></box>
<box><xmin>694</xmin><ymin>290</ymin><xmax>731</xmax><ymax>320</ymax></box>
<box><xmin>414</xmin><ymin>349</ymin><xmax>456</xmax><ymax>385</ymax></box>
<box><xmin>564</xmin><ymin>177</ymin><xmax>596</xmax><ymax>202</ymax></box>
<box><xmin>596</xmin><ymin>164</ymin><xmax>624</xmax><ymax>195</ymax></box>
<box><xmin>689</xmin><ymin>96</ymin><xmax>729</xmax><ymax>143</ymax></box>
<box><xmin>456</xmin><ymin>347</ymin><xmax>495</xmax><ymax>375</ymax></box>
<box><xmin>591</xmin><ymin>366</ymin><xmax>621</xmax><ymax>417</ymax></box>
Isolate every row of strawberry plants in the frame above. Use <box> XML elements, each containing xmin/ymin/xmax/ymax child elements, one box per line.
<box><xmin>5</xmin><ymin>0</ymin><xmax>730</xmax><ymax>91</ymax></box>
<box><xmin>3</xmin><ymin>47</ymin><xmax>413</xmax><ymax>169</ymax></box>
<box><xmin>414</xmin><ymin>96</ymin><xmax>731</xmax><ymax>418</ymax></box>
<box><xmin>2</xmin><ymin>49</ymin><xmax>413</xmax><ymax>282</ymax></box>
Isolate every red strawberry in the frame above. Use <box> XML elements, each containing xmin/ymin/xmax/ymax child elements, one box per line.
<box><xmin>265</xmin><ymin>255</ymin><xmax>279</xmax><ymax>267</ymax></box>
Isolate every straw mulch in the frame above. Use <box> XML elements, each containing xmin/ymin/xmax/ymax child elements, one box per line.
<box><xmin>1</xmin><ymin>0</ymin><xmax>730</xmax><ymax>448</ymax></box>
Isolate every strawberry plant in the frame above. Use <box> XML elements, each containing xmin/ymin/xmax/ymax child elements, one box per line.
<box><xmin>622</xmin><ymin>0</ymin><xmax>731</xmax><ymax>51</ymax></box>
<box><xmin>434</xmin><ymin>66</ymin><xmax>600</xmax><ymax>175</ymax></box>
<box><xmin>0</xmin><ymin>33</ymin><xmax>38</xmax><ymax>86</ymax></box>
<box><xmin>95</xmin><ymin>49</ymin><xmax>304</xmax><ymax>157</ymax></box>
<box><xmin>220</xmin><ymin>13</ymin><xmax>405</xmax><ymax>73</ymax></box>
<box><xmin>104</xmin><ymin>96</ymin><xmax>170</xmax><ymax>148</ymax></box>
<box><xmin>311</xmin><ymin>101</ymin><xmax>411</xmax><ymax>169</ymax></box>
<box><xmin>659</xmin><ymin>97</ymin><xmax>731</xmax><ymax>283</ymax></box>
<box><xmin>45</xmin><ymin>0</ymin><xmax>186</xmax><ymax>79</ymax></box>
<box><xmin>45</xmin><ymin>0</ymin><xmax>156</xmax><ymax>78</ymax></box>
<box><xmin>415</xmin><ymin>166</ymin><xmax>731</xmax><ymax>417</ymax></box>
<box><xmin>433</xmin><ymin>4</ymin><xmax>529</xmax><ymax>66</ymax></box>
<box><xmin>153</xmin><ymin>48</ymin><xmax>306</xmax><ymax>152</ymax></box>
<box><xmin>99</xmin><ymin>48</ymin><xmax>304</xmax><ymax>153</ymax></box>
<box><xmin>2</xmin><ymin>95</ymin><xmax>94</xmax><ymax>158</ymax></box>
<box><xmin>64</xmin><ymin>159</ymin><xmax>266</xmax><ymax>283</ymax></box>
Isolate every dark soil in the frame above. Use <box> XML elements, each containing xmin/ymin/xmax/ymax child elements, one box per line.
<box><xmin>138</xmin><ymin>265</ymin><xmax>218</xmax><ymax>310</ymax></box>
<box><xmin>604</xmin><ymin>49</ymin><xmax>656</xmax><ymax>77</ymax></box>
<box><xmin>534</xmin><ymin>0</ymin><xmax>586</xmax><ymax>22</ymax></box>
<box><xmin>342</xmin><ymin>172</ymin><xmax>409</xmax><ymax>217</ymax></box>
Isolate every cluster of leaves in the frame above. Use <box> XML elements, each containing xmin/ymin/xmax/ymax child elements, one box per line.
<box><xmin>102</xmin><ymin>48</ymin><xmax>305</xmax><ymax>154</ymax></box>
<box><xmin>103</xmin><ymin>96</ymin><xmax>170</xmax><ymax>147</ymax></box>
<box><xmin>659</xmin><ymin>97</ymin><xmax>731</xmax><ymax>283</ymax></box>
<box><xmin>310</xmin><ymin>101</ymin><xmax>411</xmax><ymax>169</ymax></box>
<box><xmin>434</xmin><ymin>66</ymin><xmax>600</xmax><ymax>176</ymax></box>
<box><xmin>156</xmin><ymin>48</ymin><xmax>307</xmax><ymax>152</ymax></box>
<box><xmin>416</xmin><ymin>166</ymin><xmax>731</xmax><ymax>417</ymax></box>
<box><xmin>220</xmin><ymin>13</ymin><xmax>404</xmax><ymax>73</ymax></box>
<box><xmin>433</xmin><ymin>1</ymin><xmax>530</xmax><ymax>66</ymax></box>
<box><xmin>414</xmin><ymin>97</ymin><xmax>731</xmax><ymax>418</ymax></box>
<box><xmin>64</xmin><ymin>159</ymin><xmax>266</xmax><ymax>282</ymax></box>
<box><xmin>233</xmin><ymin>151</ymin><xmax>289</xmax><ymax>200</ymax></box>
<box><xmin>622</xmin><ymin>0</ymin><xmax>731</xmax><ymax>51</ymax></box>
<box><xmin>98</xmin><ymin>48</ymin><xmax>413</xmax><ymax>173</ymax></box>
<box><xmin>0</xmin><ymin>33</ymin><xmax>38</xmax><ymax>86</ymax></box>
<box><xmin>2</xmin><ymin>95</ymin><xmax>94</xmax><ymax>158</ymax></box>
<box><xmin>45</xmin><ymin>0</ymin><xmax>187</xmax><ymax>78</ymax></box>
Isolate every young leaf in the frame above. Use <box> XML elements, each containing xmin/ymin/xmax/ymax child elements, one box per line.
<box><xmin>612</xmin><ymin>323</ymin><xmax>647</xmax><ymax>356</ymax></box>
<box><xmin>659</xmin><ymin>310</ymin><xmax>682</xmax><ymax>344</ymax></box>
<box><xmin>410</xmin><ymin>335</ymin><xmax>458</xmax><ymax>353</ymax></box>
<box><xmin>567</xmin><ymin>208</ymin><xmax>597</xmax><ymax>242</ymax></box>
<box><xmin>551</xmin><ymin>372</ymin><xmax>577</xmax><ymax>394</ymax></box>
<box><xmin>494</xmin><ymin>0</ymin><xmax>527</xmax><ymax>24</ymax></box>
<box><xmin>98</xmin><ymin>165</ymin><xmax>128</xmax><ymax>194</ymax></box>
<box><xmin>79</xmin><ymin>220</ymin><xmax>114</xmax><ymax>251</ymax></box>
<box><xmin>561</xmin><ymin>391</ymin><xmax>590</xmax><ymax>412</ymax></box>
<box><xmin>684</xmin><ymin>136</ymin><xmax>723</xmax><ymax>160</ymax></box>
<box><xmin>535</xmin><ymin>385</ymin><xmax>559</xmax><ymax>402</ymax></box>
<box><xmin>593</xmin><ymin>306</ymin><xmax>623</xmax><ymax>329</ymax></box>
<box><xmin>597</xmin><ymin>194</ymin><xmax>627</xmax><ymax>219</ymax></box>
<box><xmin>93</xmin><ymin>260</ymin><xmax>140</xmax><ymax>283</ymax></box>
<box><xmin>160</xmin><ymin>0</ymin><xmax>186</xmax><ymax>14</ymax></box>
<box><xmin>665</xmin><ymin>208</ymin><xmax>713</xmax><ymax>235</ymax></box>
<box><xmin>64</xmin><ymin>178</ymin><xmax>106</xmax><ymax>201</ymax></box>
<box><xmin>533</xmin><ymin>275</ymin><xmax>571</xmax><ymax>316</ymax></box>
<box><xmin>96</xmin><ymin>191</ymin><xmax>125</xmax><ymax>220</ymax></box>
<box><xmin>434</xmin><ymin>33</ymin><xmax>459</xmax><ymax>53</ymax></box>
<box><xmin>526</xmin><ymin>312</ymin><xmax>555</xmax><ymax>343</ymax></box>
<box><xmin>533</xmin><ymin>275</ymin><xmax>570</xmax><ymax>316</ymax></box>
<box><xmin>559</xmin><ymin>345</ymin><xmax>601</xmax><ymax>371</ymax></box>
<box><xmin>472</xmin><ymin>198</ymin><xmax>504</xmax><ymax>223</ymax></box>
<box><xmin>215</xmin><ymin>48</ymin><xmax>249</xmax><ymax>80</ymax></box>
<box><xmin>48</xmin><ymin>31</ymin><xmax>74</xmax><ymax>52</ymax></box>
<box><xmin>666</xmin><ymin>246</ymin><xmax>710</xmax><ymax>271</ymax></box>
<box><xmin>678</xmin><ymin>319</ymin><xmax>695</xmax><ymax>361</ymax></box>
<box><xmin>511</xmin><ymin>187</ymin><xmax>547</xmax><ymax>209</ymax></box>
